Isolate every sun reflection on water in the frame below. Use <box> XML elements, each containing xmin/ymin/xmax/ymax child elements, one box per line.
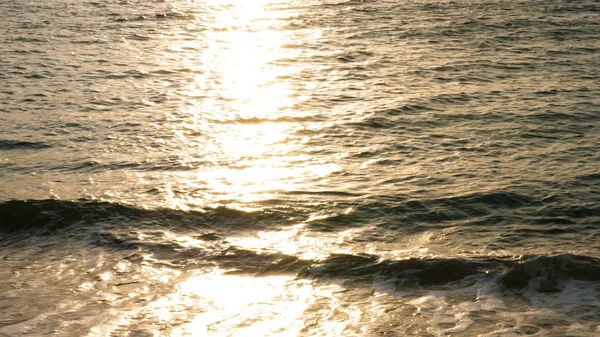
<box><xmin>160</xmin><ymin>0</ymin><xmax>330</xmax><ymax>209</ymax></box>
<box><xmin>121</xmin><ymin>1</ymin><xmax>351</xmax><ymax>335</ymax></box>
<box><xmin>172</xmin><ymin>271</ymin><xmax>315</xmax><ymax>336</ymax></box>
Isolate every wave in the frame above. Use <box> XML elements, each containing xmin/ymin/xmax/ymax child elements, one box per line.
<box><xmin>90</xmin><ymin>227</ymin><xmax>600</xmax><ymax>294</ymax></box>
<box><xmin>302</xmin><ymin>253</ymin><xmax>600</xmax><ymax>291</ymax></box>
<box><xmin>0</xmin><ymin>191</ymin><xmax>537</xmax><ymax>234</ymax></box>
<box><xmin>108</xmin><ymin>11</ymin><xmax>193</xmax><ymax>23</ymax></box>
<box><xmin>164</xmin><ymin>246</ymin><xmax>600</xmax><ymax>294</ymax></box>
<box><xmin>88</xmin><ymin>223</ymin><xmax>600</xmax><ymax>293</ymax></box>
<box><xmin>0</xmin><ymin>139</ymin><xmax>52</xmax><ymax>150</ymax></box>
<box><xmin>209</xmin><ymin>251</ymin><xmax>600</xmax><ymax>294</ymax></box>
<box><xmin>3</xmin><ymin>200</ymin><xmax>600</xmax><ymax>295</ymax></box>
<box><xmin>196</xmin><ymin>114</ymin><xmax>326</xmax><ymax>125</ymax></box>
<box><xmin>306</xmin><ymin>191</ymin><xmax>538</xmax><ymax>231</ymax></box>
<box><xmin>0</xmin><ymin>199</ymin><xmax>288</xmax><ymax>234</ymax></box>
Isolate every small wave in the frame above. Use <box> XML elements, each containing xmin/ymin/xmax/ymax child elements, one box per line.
<box><xmin>302</xmin><ymin>253</ymin><xmax>600</xmax><ymax>292</ymax></box>
<box><xmin>283</xmin><ymin>190</ymin><xmax>362</xmax><ymax>197</ymax></box>
<box><xmin>320</xmin><ymin>0</ymin><xmax>373</xmax><ymax>7</ymax></box>
<box><xmin>500</xmin><ymin>254</ymin><xmax>600</xmax><ymax>292</ymax></box>
<box><xmin>0</xmin><ymin>140</ymin><xmax>52</xmax><ymax>150</ymax></box>
<box><xmin>569</xmin><ymin>173</ymin><xmax>600</xmax><ymax>190</ymax></box>
<box><xmin>185</xmin><ymin>248</ymin><xmax>600</xmax><ymax>294</ymax></box>
<box><xmin>350</xmin><ymin>116</ymin><xmax>397</xmax><ymax>130</ymax></box>
<box><xmin>305</xmin><ymin>191</ymin><xmax>537</xmax><ymax>232</ymax></box>
<box><xmin>540</xmin><ymin>204</ymin><xmax>600</xmax><ymax>219</ymax></box>
<box><xmin>52</xmin><ymin>158</ymin><xmax>207</xmax><ymax>173</ymax></box>
<box><xmin>303</xmin><ymin>254</ymin><xmax>490</xmax><ymax>287</ymax></box>
<box><xmin>210</xmin><ymin>115</ymin><xmax>324</xmax><ymax>124</ymax></box>
<box><xmin>438</xmin><ymin>191</ymin><xmax>536</xmax><ymax>209</ymax></box>
<box><xmin>108</xmin><ymin>11</ymin><xmax>193</xmax><ymax>23</ymax></box>
<box><xmin>382</xmin><ymin>104</ymin><xmax>434</xmax><ymax>115</ymax></box>
<box><xmin>8</xmin><ymin>37</ymin><xmax>49</xmax><ymax>43</ymax></box>
<box><xmin>0</xmin><ymin>199</ymin><xmax>285</xmax><ymax>234</ymax></box>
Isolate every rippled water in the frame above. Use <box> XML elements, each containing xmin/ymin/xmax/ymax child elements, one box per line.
<box><xmin>1</xmin><ymin>0</ymin><xmax>600</xmax><ymax>335</ymax></box>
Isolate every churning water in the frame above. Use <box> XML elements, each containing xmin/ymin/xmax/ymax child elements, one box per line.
<box><xmin>1</xmin><ymin>0</ymin><xmax>600</xmax><ymax>335</ymax></box>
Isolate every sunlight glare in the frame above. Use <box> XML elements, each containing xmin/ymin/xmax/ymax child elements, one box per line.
<box><xmin>162</xmin><ymin>0</ymin><xmax>327</xmax><ymax>208</ymax></box>
<box><xmin>171</xmin><ymin>270</ymin><xmax>314</xmax><ymax>336</ymax></box>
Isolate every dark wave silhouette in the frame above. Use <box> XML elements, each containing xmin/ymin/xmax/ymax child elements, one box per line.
<box><xmin>0</xmin><ymin>199</ymin><xmax>288</xmax><ymax>234</ymax></box>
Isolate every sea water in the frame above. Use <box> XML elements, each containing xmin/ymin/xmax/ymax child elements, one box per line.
<box><xmin>1</xmin><ymin>0</ymin><xmax>600</xmax><ymax>335</ymax></box>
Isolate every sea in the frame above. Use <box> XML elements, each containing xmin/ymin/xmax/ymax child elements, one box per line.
<box><xmin>1</xmin><ymin>0</ymin><xmax>600</xmax><ymax>336</ymax></box>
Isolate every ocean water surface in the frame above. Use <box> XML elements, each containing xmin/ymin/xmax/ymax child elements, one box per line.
<box><xmin>1</xmin><ymin>0</ymin><xmax>600</xmax><ymax>335</ymax></box>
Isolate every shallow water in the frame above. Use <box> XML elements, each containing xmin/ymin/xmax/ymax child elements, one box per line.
<box><xmin>1</xmin><ymin>0</ymin><xmax>600</xmax><ymax>336</ymax></box>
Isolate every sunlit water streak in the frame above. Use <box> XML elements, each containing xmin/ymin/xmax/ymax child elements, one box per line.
<box><xmin>1</xmin><ymin>0</ymin><xmax>600</xmax><ymax>335</ymax></box>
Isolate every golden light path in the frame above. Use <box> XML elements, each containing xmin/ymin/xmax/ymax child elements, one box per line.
<box><xmin>157</xmin><ymin>0</ymin><xmax>337</xmax><ymax>211</ymax></box>
<box><xmin>166</xmin><ymin>0</ymin><xmax>343</xmax><ymax>332</ymax></box>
